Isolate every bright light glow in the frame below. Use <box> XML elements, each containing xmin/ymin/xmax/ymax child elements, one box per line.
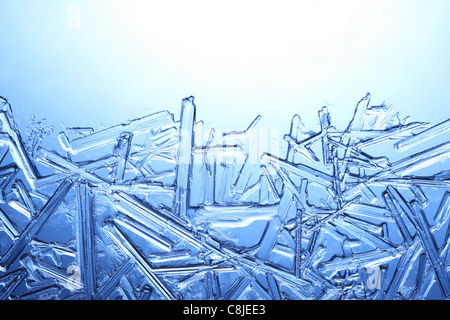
<box><xmin>1</xmin><ymin>0</ymin><xmax>450</xmax><ymax>133</ymax></box>
<box><xmin>116</xmin><ymin>0</ymin><xmax>388</xmax><ymax>75</ymax></box>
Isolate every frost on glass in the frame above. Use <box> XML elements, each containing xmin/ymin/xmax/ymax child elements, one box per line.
<box><xmin>0</xmin><ymin>93</ymin><xmax>449</xmax><ymax>300</ymax></box>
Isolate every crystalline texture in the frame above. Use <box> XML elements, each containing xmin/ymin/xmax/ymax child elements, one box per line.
<box><xmin>0</xmin><ymin>93</ymin><xmax>449</xmax><ymax>300</ymax></box>
<box><xmin>173</xmin><ymin>96</ymin><xmax>195</xmax><ymax>218</ymax></box>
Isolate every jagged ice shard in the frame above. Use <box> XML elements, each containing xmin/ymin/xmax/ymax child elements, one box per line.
<box><xmin>0</xmin><ymin>93</ymin><xmax>449</xmax><ymax>300</ymax></box>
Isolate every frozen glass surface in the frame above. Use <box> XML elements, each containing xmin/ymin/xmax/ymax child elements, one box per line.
<box><xmin>0</xmin><ymin>93</ymin><xmax>449</xmax><ymax>300</ymax></box>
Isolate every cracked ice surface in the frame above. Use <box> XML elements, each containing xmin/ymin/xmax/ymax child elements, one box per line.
<box><xmin>0</xmin><ymin>93</ymin><xmax>449</xmax><ymax>300</ymax></box>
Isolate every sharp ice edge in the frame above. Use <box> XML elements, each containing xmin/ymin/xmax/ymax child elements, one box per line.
<box><xmin>0</xmin><ymin>93</ymin><xmax>449</xmax><ymax>300</ymax></box>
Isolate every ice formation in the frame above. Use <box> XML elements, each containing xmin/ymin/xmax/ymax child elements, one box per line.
<box><xmin>0</xmin><ymin>93</ymin><xmax>449</xmax><ymax>300</ymax></box>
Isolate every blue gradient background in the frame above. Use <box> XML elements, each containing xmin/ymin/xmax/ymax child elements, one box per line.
<box><xmin>1</xmin><ymin>0</ymin><xmax>449</xmax><ymax>134</ymax></box>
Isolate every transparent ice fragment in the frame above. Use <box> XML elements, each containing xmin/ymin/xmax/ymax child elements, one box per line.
<box><xmin>286</xmin><ymin>114</ymin><xmax>305</xmax><ymax>163</ymax></box>
<box><xmin>103</xmin><ymin>220</ymin><xmax>179</xmax><ymax>300</ymax></box>
<box><xmin>261</xmin><ymin>153</ymin><xmax>334</xmax><ymax>188</ymax></box>
<box><xmin>346</xmin><ymin>92</ymin><xmax>371</xmax><ymax>132</ymax></box>
<box><xmin>94</xmin><ymin>258</ymin><xmax>135</xmax><ymax>300</ymax></box>
<box><xmin>433</xmin><ymin>191</ymin><xmax>450</xmax><ymax>231</ymax></box>
<box><xmin>0</xmin><ymin>268</ymin><xmax>27</xmax><ymax>300</ymax></box>
<box><xmin>1</xmin><ymin>203</ymin><xmax>22</xmax><ymax>237</ymax></box>
<box><xmin>0</xmin><ymin>92</ymin><xmax>449</xmax><ymax>300</ymax></box>
<box><xmin>361</xmin><ymin>102</ymin><xmax>401</xmax><ymax>131</ymax></box>
<box><xmin>374</xmin><ymin>142</ymin><xmax>450</xmax><ymax>179</ymax></box>
<box><xmin>0</xmin><ymin>112</ymin><xmax>39</xmax><ymax>185</ymax></box>
<box><xmin>194</xmin><ymin>204</ymin><xmax>278</xmax><ymax>251</ymax></box>
<box><xmin>0</xmin><ymin>180</ymin><xmax>72</xmax><ymax>272</ymax></box>
<box><xmin>25</xmin><ymin>114</ymin><xmax>53</xmax><ymax>158</ymax></box>
<box><xmin>394</xmin><ymin>118</ymin><xmax>450</xmax><ymax>152</ymax></box>
<box><xmin>11</xmin><ymin>179</ymin><xmax>36</xmax><ymax>216</ymax></box>
<box><xmin>356</xmin><ymin>121</ymin><xmax>430</xmax><ymax>150</ymax></box>
<box><xmin>409</xmin><ymin>201</ymin><xmax>450</xmax><ymax>298</ymax></box>
<box><xmin>75</xmin><ymin>183</ymin><xmax>96</xmax><ymax>299</ymax></box>
<box><xmin>20</xmin><ymin>254</ymin><xmax>82</xmax><ymax>291</ymax></box>
<box><xmin>111</xmin><ymin>132</ymin><xmax>133</xmax><ymax>182</ymax></box>
<box><xmin>383</xmin><ymin>239</ymin><xmax>422</xmax><ymax>300</ymax></box>
<box><xmin>36</xmin><ymin>147</ymin><xmax>107</xmax><ymax>185</ymax></box>
<box><xmin>15</xmin><ymin>285</ymin><xmax>60</xmax><ymax>300</ymax></box>
<box><xmin>174</xmin><ymin>97</ymin><xmax>195</xmax><ymax>217</ymax></box>
<box><xmin>30</xmin><ymin>239</ymin><xmax>75</xmax><ymax>267</ymax></box>
<box><xmin>59</xmin><ymin>110</ymin><xmax>175</xmax><ymax>155</ymax></box>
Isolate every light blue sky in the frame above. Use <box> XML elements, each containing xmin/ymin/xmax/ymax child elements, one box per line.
<box><xmin>1</xmin><ymin>0</ymin><xmax>450</xmax><ymax>136</ymax></box>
